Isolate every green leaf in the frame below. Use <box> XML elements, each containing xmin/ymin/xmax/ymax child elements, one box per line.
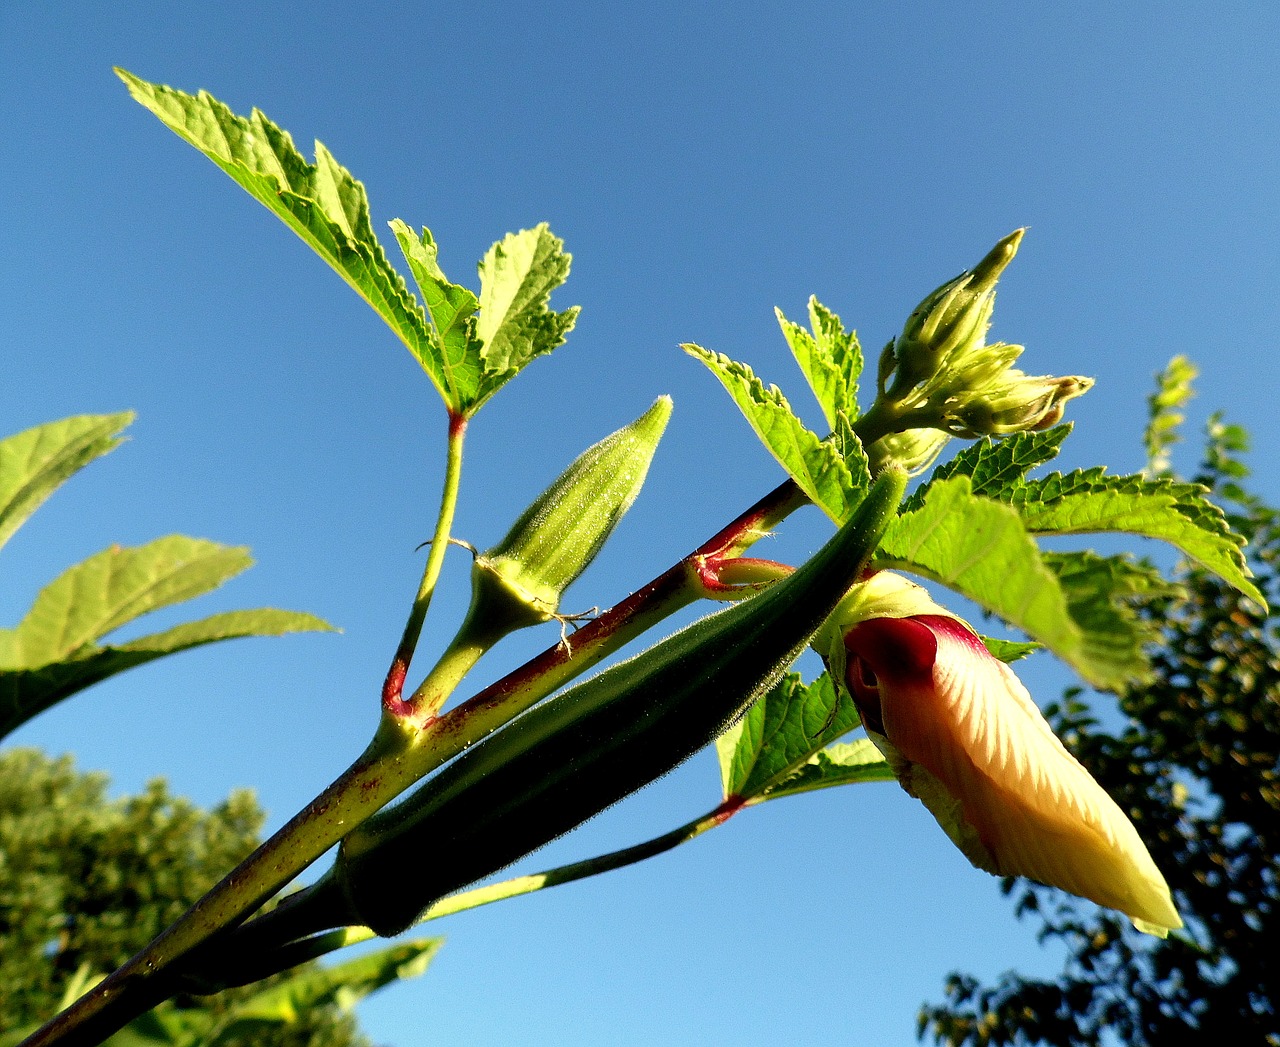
<box><xmin>390</xmin><ymin>220</ymin><xmax>482</xmax><ymax>409</ymax></box>
<box><xmin>878</xmin><ymin>476</ymin><xmax>1147</xmax><ymax>688</ymax></box>
<box><xmin>219</xmin><ymin>937</ymin><xmax>443</xmax><ymax>1031</ymax></box>
<box><xmin>981</xmin><ymin>636</ymin><xmax>1041</xmax><ymax>663</ymax></box>
<box><xmin>115</xmin><ymin>70</ymin><xmax>446</xmax><ymax>397</ymax></box>
<box><xmin>471</xmin><ymin>225</ymin><xmax>579</xmax><ymax>413</ymax></box>
<box><xmin>776</xmin><ymin>297</ymin><xmax>863</xmax><ymax>430</ymax></box>
<box><xmin>683</xmin><ymin>345</ymin><xmax>865</xmax><ymax>521</ymax></box>
<box><xmin>762</xmin><ymin>738</ymin><xmax>896</xmax><ymax>800</ymax></box>
<box><xmin>6</xmin><ymin>537</ymin><xmax>254</xmax><ymax>667</ymax></box>
<box><xmin>0</xmin><ymin>608</ymin><xmax>334</xmax><ymax>740</ymax></box>
<box><xmin>716</xmin><ymin>671</ymin><xmax>893</xmax><ymax>804</ymax></box>
<box><xmin>908</xmin><ymin>426</ymin><xmax>1071</xmax><ymax>510</ymax></box>
<box><xmin>1011</xmin><ymin>469</ymin><xmax>1263</xmax><ymax>606</ymax></box>
<box><xmin>0</xmin><ymin>413</ymin><xmax>133</xmax><ymax>554</ymax></box>
<box><xmin>1041</xmin><ymin>551</ymin><xmax>1176</xmax><ymax>686</ymax></box>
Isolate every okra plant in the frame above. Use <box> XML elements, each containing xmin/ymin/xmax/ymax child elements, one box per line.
<box><xmin>14</xmin><ymin>70</ymin><xmax>1265</xmax><ymax>1047</ymax></box>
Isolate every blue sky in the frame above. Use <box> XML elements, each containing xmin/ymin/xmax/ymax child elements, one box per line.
<box><xmin>3</xmin><ymin>3</ymin><xmax>1278</xmax><ymax>1045</ymax></box>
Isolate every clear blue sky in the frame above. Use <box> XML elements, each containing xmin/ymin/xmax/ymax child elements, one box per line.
<box><xmin>3</xmin><ymin>3</ymin><xmax>1277</xmax><ymax>1045</ymax></box>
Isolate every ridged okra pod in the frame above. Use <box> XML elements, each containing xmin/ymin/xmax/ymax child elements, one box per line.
<box><xmin>333</xmin><ymin>465</ymin><xmax>907</xmax><ymax>935</ymax></box>
<box><xmin>472</xmin><ymin>395</ymin><xmax>673</xmax><ymax>628</ymax></box>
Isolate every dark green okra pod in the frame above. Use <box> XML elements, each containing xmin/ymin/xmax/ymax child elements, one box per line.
<box><xmin>336</xmin><ymin>466</ymin><xmax>906</xmax><ymax>935</ymax></box>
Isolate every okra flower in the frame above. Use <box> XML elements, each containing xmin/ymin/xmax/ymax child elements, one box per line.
<box><xmin>834</xmin><ymin>574</ymin><xmax>1181</xmax><ymax>937</ymax></box>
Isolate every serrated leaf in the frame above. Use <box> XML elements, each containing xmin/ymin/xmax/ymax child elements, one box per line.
<box><xmin>471</xmin><ymin>225</ymin><xmax>579</xmax><ymax>412</ymax></box>
<box><xmin>115</xmin><ymin>70</ymin><xmax>449</xmax><ymax>399</ymax></box>
<box><xmin>716</xmin><ymin>671</ymin><xmax>893</xmax><ymax>805</ymax></box>
<box><xmin>683</xmin><ymin>345</ymin><xmax>864</xmax><ymax>521</ymax></box>
<box><xmin>391</xmin><ymin>220</ymin><xmax>482</xmax><ymax>407</ymax></box>
<box><xmin>776</xmin><ymin>297</ymin><xmax>863</xmax><ymax>430</ymax></box>
<box><xmin>907</xmin><ymin>426</ymin><xmax>1071</xmax><ymax>511</ymax></box>
<box><xmin>7</xmin><ymin>537</ymin><xmax>253</xmax><ymax>667</ymax></box>
<box><xmin>0</xmin><ymin>413</ymin><xmax>133</xmax><ymax>554</ymax></box>
<box><xmin>1011</xmin><ymin>469</ymin><xmax>1263</xmax><ymax>606</ymax></box>
<box><xmin>716</xmin><ymin>672</ymin><xmax>853</xmax><ymax>798</ymax></box>
<box><xmin>0</xmin><ymin>608</ymin><xmax>333</xmax><ymax>741</ymax></box>
<box><xmin>878</xmin><ymin>476</ymin><xmax>1147</xmax><ymax>688</ymax></box>
<box><xmin>222</xmin><ymin>937</ymin><xmax>442</xmax><ymax>1030</ymax></box>
<box><xmin>762</xmin><ymin>738</ymin><xmax>896</xmax><ymax>800</ymax></box>
<box><xmin>1041</xmin><ymin>550</ymin><xmax>1175</xmax><ymax>686</ymax></box>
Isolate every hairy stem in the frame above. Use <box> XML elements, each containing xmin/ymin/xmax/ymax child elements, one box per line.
<box><xmin>21</xmin><ymin>478</ymin><xmax>808</xmax><ymax>1047</ymax></box>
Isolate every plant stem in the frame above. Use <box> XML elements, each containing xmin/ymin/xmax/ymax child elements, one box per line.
<box><xmin>21</xmin><ymin>478</ymin><xmax>808</xmax><ymax>1047</ymax></box>
<box><xmin>382</xmin><ymin>410</ymin><xmax>468</xmax><ymax>714</ymax></box>
<box><xmin>418</xmin><ymin>794</ymin><xmax>746</xmax><ymax>922</ymax></box>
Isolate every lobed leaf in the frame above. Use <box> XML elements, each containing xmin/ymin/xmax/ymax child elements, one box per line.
<box><xmin>1040</xmin><ymin>551</ymin><xmax>1176</xmax><ymax>687</ymax></box>
<box><xmin>1011</xmin><ymin>468</ymin><xmax>1263</xmax><ymax>605</ymax></box>
<box><xmin>471</xmin><ymin>225</ymin><xmax>579</xmax><ymax>413</ymax></box>
<box><xmin>391</xmin><ymin>220</ymin><xmax>482</xmax><ymax>408</ymax></box>
<box><xmin>907</xmin><ymin>426</ymin><xmax>1071</xmax><ymax>510</ymax></box>
<box><xmin>6</xmin><ymin>537</ymin><xmax>254</xmax><ymax>668</ymax></box>
<box><xmin>0</xmin><ymin>413</ymin><xmax>133</xmax><ymax>554</ymax></box>
<box><xmin>761</xmin><ymin>738</ymin><xmax>895</xmax><ymax>800</ymax></box>
<box><xmin>878</xmin><ymin>476</ymin><xmax>1148</xmax><ymax>689</ymax></box>
<box><xmin>683</xmin><ymin>345</ymin><xmax>864</xmax><ymax>521</ymax></box>
<box><xmin>716</xmin><ymin>672</ymin><xmax>893</xmax><ymax>804</ymax></box>
<box><xmin>0</xmin><ymin>608</ymin><xmax>333</xmax><ymax>741</ymax></box>
<box><xmin>776</xmin><ymin>297</ymin><xmax>863</xmax><ymax>430</ymax></box>
<box><xmin>115</xmin><ymin>70</ymin><xmax>449</xmax><ymax>401</ymax></box>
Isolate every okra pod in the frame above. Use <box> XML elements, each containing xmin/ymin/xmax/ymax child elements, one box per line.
<box><xmin>337</xmin><ymin>466</ymin><xmax>906</xmax><ymax>935</ymax></box>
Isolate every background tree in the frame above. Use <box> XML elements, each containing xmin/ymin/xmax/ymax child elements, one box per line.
<box><xmin>919</xmin><ymin>360</ymin><xmax>1279</xmax><ymax>1046</ymax></box>
<box><xmin>0</xmin><ymin>748</ymin><xmax>441</xmax><ymax>1047</ymax></box>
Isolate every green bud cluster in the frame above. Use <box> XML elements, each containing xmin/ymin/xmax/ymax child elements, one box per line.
<box><xmin>326</xmin><ymin>466</ymin><xmax>907</xmax><ymax>936</ymax></box>
<box><xmin>863</xmin><ymin>231</ymin><xmax>1093</xmax><ymax>450</ymax></box>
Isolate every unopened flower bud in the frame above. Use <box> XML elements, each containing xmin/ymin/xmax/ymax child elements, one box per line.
<box><xmin>866</xmin><ymin>427</ymin><xmax>952</xmax><ymax>476</ymax></box>
<box><xmin>827</xmin><ymin>570</ymin><xmax>1181</xmax><ymax>937</ymax></box>
<box><xmin>890</xmin><ymin>230</ymin><xmax>1023</xmax><ymax>394</ymax></box>
<box><xmin>474</xmin><ymin>396</ymin><xmax>672</xmax><ymax>629</ymax></box>
<box><xmin>859</xmin><ymin>232</ymin><xmax>1093</xmax><ymax>447</ymax></box>
<box><xmin>946</xmin><ymin>372</ymin><xmax>1093</xmax><ymax>438</ymax></box>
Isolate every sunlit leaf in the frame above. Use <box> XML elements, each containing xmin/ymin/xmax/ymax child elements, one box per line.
<box><xmin>1</xmin><ymin>608</ymin><xmax>334</xmax><ymax>740</ymax></box>
<box><xmin>683</xmin><ymin>345</ymin><xmax>864</xmax><ymax>521</ymax></box>
<box><xmin>1011</xmin><ymin>469</ymin><xmax>1263</xmax><ymax>606</ymax></box>
<box><xmin>7</xmin><ymin>537</ymin><xmax>253</xmax><ymax>666</ymax></box>
<box><xmin>716</xmin><ymin>672</ymin><xmax>892</xmax><ymax>804</ymax></box>
<box><xmin>471</xmin><ymin>225</ymin><xmax>579</xmax><ymax>413</ymax></box>
<box><xmin>776</xmin><ymin>297</ymin><xmax>863</xmax><ymax>430</ymax></box>
<box><xmin>878</xmin><ymin>477</ymin><xmax>1147</xmax><ymax>688</ymax></box>
<box><xmin>116</xmin><ymin>70</ymin><xmax>445</xmax><ymax>398</ymax></box>
<box><xmin>0</xmin><ymin>413</ymin><xmax>133</xmax><ymax>554</ymax></box>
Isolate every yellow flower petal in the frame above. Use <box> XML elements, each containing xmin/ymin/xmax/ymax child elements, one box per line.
<box><xmin>845</xmin><ymin>614</ymin><xmax>1181</xmax><ymax>936</ymax></box>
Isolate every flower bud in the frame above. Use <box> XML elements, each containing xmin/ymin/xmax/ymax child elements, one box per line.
<box><xmin>865</xmin><ymin>427</ymin><xmax>952</xmax><ymax>476</ymax></box>
<box><xmin>861</xmin><ymin>232</ymin><xmax>1094</xmax><ymax>446</ymax></box>
<box><xmin>474</xmin><ymin>396</ymin><xmax>672</xmax><ymax>629</ymax></box>
<box><xmin>946</xmin><ymin>372</ymin><xmax>1093</xmax><ymax>438</ymax></box>
<box><xmin>889</xmin><ymin>231</ymin><xmax>1023</xmax><ymax>394</ymax></box>
<box><xmin>831</xmin><ymin>572</ymin><xmax>1181</xmax><ymax>936</ymax></box>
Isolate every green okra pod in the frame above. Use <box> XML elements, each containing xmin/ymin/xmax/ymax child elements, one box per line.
<box><xmin>474</xmin><ymin>395</ymin><xmax>673</xmax><ymax>628</ymax></box>
<box><xmin>333</xmin><ymin>465</ymin><xmax>906</xmax><ymax>936</ymax></box>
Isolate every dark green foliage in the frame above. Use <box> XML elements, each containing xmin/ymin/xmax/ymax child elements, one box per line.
<box><xmin>0</xmin><ymin>749</ymin><xmax>367</xmax><ymax>1046</ymax></box>
<box><xmin>918</xmin><ymin>419</ymin><xmax>1279</xmax><ymax>1047</ymax></box>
